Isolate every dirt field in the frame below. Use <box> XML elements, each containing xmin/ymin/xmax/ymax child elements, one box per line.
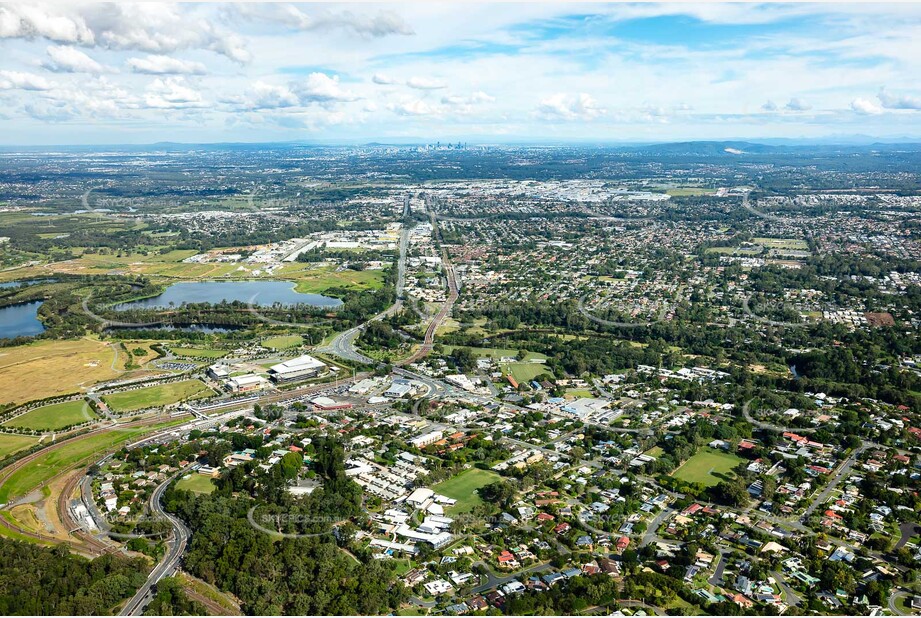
<box><xmin>0</xmin><ymin>339</ymin><xmax>123</xmax><ymax>405</ymax></box>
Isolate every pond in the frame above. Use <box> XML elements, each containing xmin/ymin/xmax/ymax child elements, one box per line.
<box><xmin>113</xmin><ymin>281</ymin><xmax>342</xmax><ymax>310</ymax></box>
<box><xmin>0</xmin><ymin>278</ymin><xmax>58</xmax><ymax>289</ymax></box>
<box><xmin>0</xmin><ymin>301</ymin><xmax>45</xmax><ymax>339</ymax></box>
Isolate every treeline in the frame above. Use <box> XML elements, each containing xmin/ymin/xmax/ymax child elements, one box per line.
<box><xmin>0</xmin><ymin>538</ymin><xmax>147</xmax><ymax>615</ymax></box>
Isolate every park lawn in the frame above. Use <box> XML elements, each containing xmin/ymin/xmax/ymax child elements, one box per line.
<box><xmin>2</xmin><ymin>400</ymin><xmax>96</xmax><ymax>431</ymax></box>
<box><xmin>0</xmin><ymin>422</ymin><xmax>181</xmax><ymax>503</ymax></box>
<box><xmin>171</xmin><ymin>347</ymin><xmax>228</xmax><ymax>359</ymax></box>
<box><xmin>102</xmin><ymin>379</ymin><xmax>214</xmax><ymax>412</ymax></box>
<box><xmin>671</xmin><ymin>447</ymin><xmax>745</xmax><ymax>487</ymax></box>
<box><xmin>175</xmin><ymin>474</ymin><xmax>216</xmax><ymax>495</ymax></box>
<box><xmin>502</xmin><ymin>362</ymin><xmax>552</xmax><ymax>384</ymax></box>
<box><xmin>262</xmin><ymin>335</ymin><xmax>304</xmax><ymax>350</ymax></box>
<box><xmin>644</xmin><ymin>446</ymin><xmax>665</xmax><ymax>458</ymax></box>
<box><xmin>433</xmin><ymin>468</ymin><xmax>502</xmax><ymax>513</ymax></box>
<box><xmin>0</xmin><ymin>434</ymin><xmax>39</xmax><ymax>459</ymax></box>
<box><xmin>0</xmin><ymin>338</ymin><xmax>122</xmax><ymax>405</ymax></box>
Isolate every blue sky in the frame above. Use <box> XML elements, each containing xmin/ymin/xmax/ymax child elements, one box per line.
<box><xmin>0</xmin><ymin>2</ymin><xmax>920</xmax><ymax>144</ymax></box>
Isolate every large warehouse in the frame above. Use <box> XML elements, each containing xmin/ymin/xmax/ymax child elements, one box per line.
<box><xmin>267</xmin><ymin>354</ymin><xmax>327</xmax><ymax>383</ymax></box>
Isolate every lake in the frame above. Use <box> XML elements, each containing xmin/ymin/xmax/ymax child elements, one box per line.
<box><xmin>0</xmin><ymin>301</ymin><xmax>45</xmax><ymax>339</ymax></box>
<box><xmin>104</xmin><ymin>323</ymin><xmax>244</xmax><ymax>334</ymax></box>
<box><xmin>114</xmin><ymin>281</ymin><xmax>342</xmax><ymax>310</ymax></box>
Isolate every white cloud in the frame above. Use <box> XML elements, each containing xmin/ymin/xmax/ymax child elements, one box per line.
<box><xmin>406</xmin><ymin>76</ymin><xmax>446</xmax><ymax>90</ymax></box>
<box><xmin>372</xmin><ymin>73</ymin><xmax>397</xmax><ymax>85</ymax></box>
<box><xmin>294</xmin><ymin>73</ymin><xmax>358</xmax><ymax>102</ymax></box>
<box><xmin>144</xmin><ymin>77</ymin><xmax>207</xmax><ymax>109</ymax></box>
<box><xmin>228</xmin><ymin>73</ymin><xmax>357</xmax><ymax>111</ymax></box>
<box><xmin>228</xmin><ymin>4</ymin><xmax>413</xmax><ymax>38</ymax></box>
<box><xmin>851</xmin><ymin>97</ymin><xmax>882</xmax><ymax>115</ymax></box>
<box><xmin>536</xmin><ymin>93</ymin><xmax>605</xmax><ymax>121</ymax></box>
<box><xmin>0</xmin><ymin>4</ymin><xmax>249</xmax><ymax>63</ymax></box>
<box><xmin>785</xmin><ymin>98</ymin><xmax>811</xmax><ymax>111</ymax></box>
<box><xmin>229</xmin><ymin>81</ymin><xmax>299</xmax><ymax>110</ymax></box>
<box><xmin>0</xmin><ymin>70</ymin><xmax>51</xmax><ymax>91</ymax></box>
<box><xmin>127</xmin><ymin>55</ymin><xmax>207</xmax><ymax>75</ymax></box>
<box><xmin>0</xmin><ymin>5</ymin><xmax>94</xmax><ymax>45</ymax></box>
<box><xmin>761</xmin><ymin>100</ymin><xmax>779</xmax><ymax>112</ymax></box>
<box><xmin>878</xmin><ymin>88</ymin><xmax>921</xmax><ymax>110</ymax></box>
<box><xmin>388</xmin><ymin>98</ymin><xmax>436</xmax><ymax>116</ymax></box>
<box><xmin>43</xmin><ymin>45</ymin><xmax>108</xmax><ymax>73</ymax></box>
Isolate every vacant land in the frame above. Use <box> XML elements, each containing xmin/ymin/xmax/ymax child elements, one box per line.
<box><xmin>433</xmin><ymin>468</ymin><xmax>501</xmax><ymax>513</ymax></box>
<box><xmin>102</xmin><ymin>379</ymin><xmax>213</xmax><ymax>412</ymax></box>
<box><xmin>2</xmin><ymin>400</ymin><xmax>96</xmax><ymax>431</ymax></box>
<box><xmin>0</xmin><ymin>424</ymin><xmax>175</xmax><ymax>503</ymax></box>
<box><xmin>0</xmin><ymin>434</ymin><xmax>40</xmax><ymax>459</ymax></box>
<box><xmin>671</xmin><ymin>447</ymin><xmax>744</xmax><ymax>487</ymax></box>
<box><xmin>0</xmin><ymin>339</ymin><xmax>124</xmax><ymax>405</ymax></box>
<box><xmin>289</xmin><ymin>267</ymin><xmax>386</xmax><ymax>294</ymax></box>
<box><xmin>175</xmin><ymin>473</ymin><xmax>216</xmax><ymax>495</ymax></box>
<box><xmin>262</xmin><ymin>335</ymin><xmax>303</xmax><ymax>350</ymax></box>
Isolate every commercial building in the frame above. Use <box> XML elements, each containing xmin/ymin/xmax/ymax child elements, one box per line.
<box><xmin>267</xmin><ymin>355</ymin><xmax>327</xmax><ymax>383</ymax></box>
<box><xmin>224</xmin><ymin>374</ymin><xmax>269</xmax><ymax>393</ymax></box>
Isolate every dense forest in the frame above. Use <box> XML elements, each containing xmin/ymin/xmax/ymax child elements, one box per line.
<box><xmin>0</xmin><ymin>538</ymin><xmax>147</xmax><ymax>615</ymax></box>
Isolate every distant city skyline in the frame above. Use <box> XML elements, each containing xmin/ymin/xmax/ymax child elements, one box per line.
<box><xmin>1</xmin><ymin>2</ymin><xmax>920</xmax><ymax>145</ymax></box>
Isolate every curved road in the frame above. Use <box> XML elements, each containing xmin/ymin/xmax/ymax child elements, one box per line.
<box><xmin>120</xmin><ymin>471</ymin><xmax>191</xmax><ymax>616</ymax></box>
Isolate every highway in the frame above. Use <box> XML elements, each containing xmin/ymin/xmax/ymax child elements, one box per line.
<box><xmin>120</xmin><ymin>470</ymin><xmax>192</xmax><ymax>616</ymax></box>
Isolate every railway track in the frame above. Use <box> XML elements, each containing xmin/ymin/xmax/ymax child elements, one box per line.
<box><xmin>0</xmin><ymin>414</ymin><xmax>186</xmax><ymax>555</ymax></box>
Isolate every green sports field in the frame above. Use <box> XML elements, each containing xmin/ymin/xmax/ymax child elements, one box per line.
<box><xmin>175</xmin><ymin>473</ymin><xmax>216</xmax><ymax>494</ymax></box>
<box><xmin>671</xmin><ymin>447</ymin><xmax>744</xmax><ymax>487</ymax></box>
<box><xmin>102</xmin><ymin>379</ymin><xmax>214</xmax><ymax>412</ymax></box>
<box><xmin>433</xmin><ymin>468</ymin><xmax>501</xmax><ymax>513</ymax></box>
<box><xmin>2</xmin><ymin>400</ymin><xmax>96</xmax><ymax>431</ymax></box>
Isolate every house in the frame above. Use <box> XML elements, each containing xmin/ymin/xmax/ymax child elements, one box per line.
<box><xmin>554</xmin><ymin>522</ymin><xmax>571</xmax><ymax>535</ymax></box>
<box><xmin>616</xmin><ymin>536</ymin><xmax>630</xmax><ymax>551</ymax></box>
<box><xmin>497</xmin><ymin>550</ymin><xmax>519</xmax><ymax>569</ymax></box>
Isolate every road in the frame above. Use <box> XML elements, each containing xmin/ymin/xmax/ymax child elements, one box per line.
<box><xmin>120</xmin><ymin>471</ymin><xmax>192</xmax><ymax>616</ymax></box>
<box><xmin>770</xmin><ymin>570</ymin><xmax>802</xmax><ymax>607</ymax></box>
<box><xmin>470</xmin><ymin>561</ymin><xmax>553</xmax><ymax>594</ymax></box>
<box><xmin>801</xmin><ymin>443</ymin><xmax>869</xmax><ymax>518</ymax></box>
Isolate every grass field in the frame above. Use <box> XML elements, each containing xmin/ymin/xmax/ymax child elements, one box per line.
<box><xmin>671</xmin><ymin>447</ymin><xmax>744</xmax><ymax>487</ymax></box>
<box><xmin>0</xmin><ymin>339</ymin><xmax>123</xmax><ymax>405</ymax></box>
<box><xmin>0</xmin><ymin>423</ymin><xmax>179</xmax><ymax>503</ymax></box>
<box><xmin>287</xmin><ymin>266</ymin><xmax>386</xmax><ymax>294</ymax></box>
<box><xmin>175</xmin><ymin>473</ymin><xmax>216</xmax><ymax>494</ymax></box>
<box><xmin>170</xmin><ymin>347</ymin><xmax>227</xmax><ymax>359</ymax></box>
<box><xmin>502</xmin><ymin>362</ymin><xmax>552</xmax><ymax>384</ymax></box>
<box><xmin>2</xmin><ymin>400</ymin><xmax>96</xmax><ymax>431</ymax></box>
<box><xmin>102</xmin><ymin>379</ymin><xmax>213</xmax><ymax>412</ymax></box>
<box><xmin>442</xmin><ymin>346</ymin><xmax>547</xmax><ymax>362</ymax></box>
<box><xmin>433</xmin><ymin>468</ymin><xmax>501</xmax><ymax>513</ymax></box>
<box><xmin>0</xmin><ymin>434</ymin><xmax>39</xmax><ymax>459</ymax></box>
<box><xmin>262</xmin><ymin>335</ymin><xmax>303</xmax><ymax>350</ymax></box>
<box><xmin>753</xmin><ymin>237</ymin><xmax>809</xmax><ymax>250</ymax></box>
<box><xmin>666</xmin><ymin>187</ymin><xmax>717</xmax><ymax>197</ymax></box>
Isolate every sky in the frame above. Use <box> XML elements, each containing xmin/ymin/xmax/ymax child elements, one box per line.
<box><xmin>1</xmin><ymin>2</ymin><xmax>921</xmax><ymax>145</ymax></box>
